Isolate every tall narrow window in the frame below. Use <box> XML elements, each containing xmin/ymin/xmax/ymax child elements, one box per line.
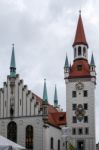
<box><xmin>58</xmin><ymin>140</ymin><xmax>60</xmax><ymax>150</ymax></box>
<box><xmin>72</xmin><ymin>128</ymin><xmax>76</xmax><ymax>135</ymax></box>
<box><xmin>7</xmin><ymin>121</ymin><xmax>17</xmax><ymax>143</ymax></box>
<box><xmin>84</xmin><ymin>103</ymin><xmax>88</xmax><ymax>110</ymax></box>
<box><xmin>50</xmin><ymin>137</ymin><xmax>54</xmax><ymax>149</ymax></box>
<box><xmin>72</xmin><ymin>104</ymin><xmax>77</xmax><ymax>110</ymax></box>
<box><xmin>78</xmin><ymin>46</ymin><xmax>81</xmax><ymax>56</ymax></box>
<box><xmin>85</xmin><ymin>127</ymin><xmax>89</xmax><ymax>135</ymax></box>
<box><xmin>84</xmin><ymin>116</ymin><xmax>88</xmax><ymax>123</ymax></box>
<box><xmin>78</xmin><ymin>128</ymin><xmax>83</xmax><ymax>135</ymax></box>
<box><xmin>72</xmin><ymin>116</ymin><xmax>77</xmax><ymax>123</ymax></box>
<box><xmin>72</xmin><ymin>91</ymin><xmax>77</xmax><ymax>97</ymax></box>
<box><xmin>26</xmin><ymin>125</ymin><xmax>33</xmax><ymax>149</ymax></box>
<box><xmin>83</xmin><ymin>47</ymin><xmax>86</xmax><ymax>57</ymax></box>
<box><xmin>74</xmin><ymin>48</ymin><xmax>76</xmax><ymax>58</ymax></box>
<box><xmin>83</xmin><ymin>90</ymin><xmax>88</xmax><ymax>97</ymax></box>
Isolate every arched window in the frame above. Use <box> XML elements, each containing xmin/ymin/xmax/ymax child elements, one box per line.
<box><xmin>50</xmin><ymin>137</ymin><xmax>54</xmax><ymax>149</ymax></box>
<box><xmin>26</xmin><ymin>125</ymin><xmax>33</xmax><ymax>149</ymax></box>
<box><xmin>74</xmin><ymin>48</ymin><xmax>76</xmax><ymax>58</ymax></box>
<box><xmin>83</xmin><ymin>47</ymin><xmax>86</xmax><ymax>57</ymax></box>
<box><xmin>58</xmin><ymin>139</ymin><xmax>60</xmax><ymax>150</ymax></box>
<box><xmin>78</xmin><ymin>46</ymin><xmax>81</xmax><ymax>56</ymax></box>
<box><xmin>7</xmin><ymin>121</ymin><xmax>17</xmax><ymax>143</ymax></box>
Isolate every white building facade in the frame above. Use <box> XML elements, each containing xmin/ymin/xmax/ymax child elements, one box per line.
<box><xmin>64</xmin><ymin>13</ymin><xmax>96</xmax><ymax>150</ymax></box>
<box><xmin>0</xmin><ymin>45</ymin><xmax>66</xmax><ymax>150</ymax></box>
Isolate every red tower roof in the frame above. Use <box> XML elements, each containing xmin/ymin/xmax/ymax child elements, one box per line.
<box><xmin>73</xmin><ymin>13</ymin><xmax>88</xmax><ymax>47</ymax></box>
<box><xmin>69</xmin><ymin>59</ymin><xmax>90</xmax><ymax>78</ymax></box>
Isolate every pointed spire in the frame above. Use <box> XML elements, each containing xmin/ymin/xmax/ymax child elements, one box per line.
<box><xmin>64</xmin><ymin>54</ymin><xmax>69</xmax><ymax>68</ymax></box>
<box><xmin>43</xmin><ymin>79</ymin><xmax>48</xmax><ymax>103</ymax></box>
<box><xmin>73</xmin><ymin>11</ymin><xmax>88</xmax><ymax>47</ymax></box>
<box><xmin>54</xmin><ymin>85</ymin><xmax>58</xmax><ymax>107</ymax></box>
<box><xmin>90</xmin><ymin>53</ymin><xmax>95</xmax><ymax>66</ymax></box>
<box><xmin>10</xmin><ymin>44</ymin><xmax>16</xmax><ymax>77</ymax></box>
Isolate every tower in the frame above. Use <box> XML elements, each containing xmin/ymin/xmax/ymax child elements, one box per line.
<box><xmin>64</xmin><ymin>12</ymin><xmax>96</xmax><ymax>150</ymax></box>
<box><xmin>9</xmin><ymin>44</ymin><xmax>16</xmax><ymax>118</ymax></box>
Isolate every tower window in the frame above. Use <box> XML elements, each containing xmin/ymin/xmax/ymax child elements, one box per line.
<box><xmin>83</xmin><ymin>47</ymin><xmax>86</xmax><ymax>57</ymax></box>
<box><xmin>74</xmin><ymin>48</ymin><xmax>76</xmax><ymax>58</ymax></box>
<box><xmin>78</xmin><ymin>128</ymin><xmax>83</xmax><ymax>135</ymax></box>
<box><xmin>72</xmin><ymin>104</ymin><xmax>77</xmax><ymax>110</ymax></box>
<box><xmin>72</xmin><ymin>128</ymin><xmax>76</xmax><ymax>135</ymax></box>
<box><xmin>84</xmin><ymin>103</ymin><xmax>88</xmax><ymax>110</ymax></box>
<box><xmin>72</xmin><ymin>91</ymin><xmax>77</xmax><ymax>97</ymax></box>
<box><xmin>85</xmin><ymin>127</ymin><xmax>89</xmax><ymax>135</ymax></box>
<box><xmin>83</xmin><ymin>90</ymin><xmax>88</xmax><ymax>97</ymax></box>
<box><xmin>72</xmin><ymin>116</ymin><xmax>77</xmax><ymax>123</ymax></box>
<box><xmin>84</xmin><ymin>116</ymin><xmax>88</xmax><ymax>123</ymax></box>
<box><xmin>77</xmin><ymin>65</ymin><xmax>82</xmax><ymax>71</ymax></box>
<box><xmin>78</xmin><ymin>46</ymin><xmax>81</xmax><ymax>56</ymax></box>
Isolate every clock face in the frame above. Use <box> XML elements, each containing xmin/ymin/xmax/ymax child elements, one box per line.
<box><xmin>75</xmin><ymin>82</ymin><xmax>84</xmax><ymax>90</ymax></box>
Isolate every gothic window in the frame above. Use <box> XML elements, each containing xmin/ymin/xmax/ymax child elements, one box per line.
<box><xmin>7</xmin><ymin>121</ymin><xmax>17</xmax><ymax>143</ymax></box>
<box><xmin>72</xmin><ymin>91</ymin><xmax>77</xmax><ymax>97</ymax></box>
<box><xmin>26</xmin><ymin>125</ymin><xmax>33</xmax><ymax>149</ymax></box>
<box><xmin>50</xmin><ymin>137</ymin><xmax>54</xmax><ymax>149</ymax></box>
<box><xmin>58</xmin><ymin>140</ymin><xmax>60</xmax><ymax>150</ymax></box>
<box><xmin>83</xmin><ymin>90</ymin><xmax>88</xmax><ymax>97</ymax></box>
<box><xmin>78</xmin><ymin>46</ymin><xmax>81</xmax><ymax>56</ymax></box>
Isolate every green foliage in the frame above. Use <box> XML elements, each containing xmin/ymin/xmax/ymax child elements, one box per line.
<box><xmin>69</xmin><ymin>143</ymin><xmax>75</xmax><ymax>150</ymax></box>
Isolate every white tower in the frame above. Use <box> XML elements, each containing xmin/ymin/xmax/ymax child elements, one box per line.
<box><xmin>64</xmin><ymin>12</ymin><xmax>96</xmax><ymax>150</ymax></box>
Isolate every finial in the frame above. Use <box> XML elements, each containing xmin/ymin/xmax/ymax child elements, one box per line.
<box><xmin>79</xmin><ymin>10</ymin><xmax>81</xmax><ymax>15</ymax></box>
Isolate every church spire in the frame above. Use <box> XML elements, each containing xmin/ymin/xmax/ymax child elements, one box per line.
<box><xmin>10</xmin><ymin>44</ymin><xmax>16</xmax><ymax>77</ymax></box>
<box><xmin>64</xmin><ymin>54</ymin><xmax>69</xmax><ymax>68</ymax></box>
<box><xmin>43</xmin><ymin>79</ymin><xmax>48</xmax><ymax>103</ymax></box>
<box><xmin>73</xmin><ymin>11</ymin><xmax>88</xmax><ymax>48</ymax></box>
<box><xmin>54</xmin><ymin>85</ymin><xmax>58</xmax><ymax>107</ymax></box>
<box><xmin>90</xmin><ymin>53</ymin><xmax>95</xmax><ymax>66</ymax></box>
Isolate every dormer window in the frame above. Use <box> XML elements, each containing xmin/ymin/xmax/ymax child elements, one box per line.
<box><xmin>78</xmin><ymin>46</ymin><xmax>81</xmax><ymax>56</ymax></box>
<box><xmin>77</xmin><ymin>65</ymin><xmax>82</xmax><ymax>71</ymax></box>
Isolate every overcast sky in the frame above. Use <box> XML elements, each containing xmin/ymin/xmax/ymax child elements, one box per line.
<box><xmin>0</xmin><ymin>0</ymin><xmax>99</xmax><ymax>143</ymax></box>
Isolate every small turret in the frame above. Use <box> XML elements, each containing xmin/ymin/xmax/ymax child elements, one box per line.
<box><xmin>10</xmin><ymin>44</ymin><xmax>16</xmax><ymax>77</ymax></box>
<box><xmin>42</xmin><ymin>79</ymin><xmax>48</xmax><ymax>122</ymax></box>
<box><xmin>64</xmin><ymin>54</ymin><xmax>69</xmax><ymax>79</ymax></box>
<box><xmin>90</xmin><ymin>53</ymin><xmax>96</xmax><ymax>77</ymax></box>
